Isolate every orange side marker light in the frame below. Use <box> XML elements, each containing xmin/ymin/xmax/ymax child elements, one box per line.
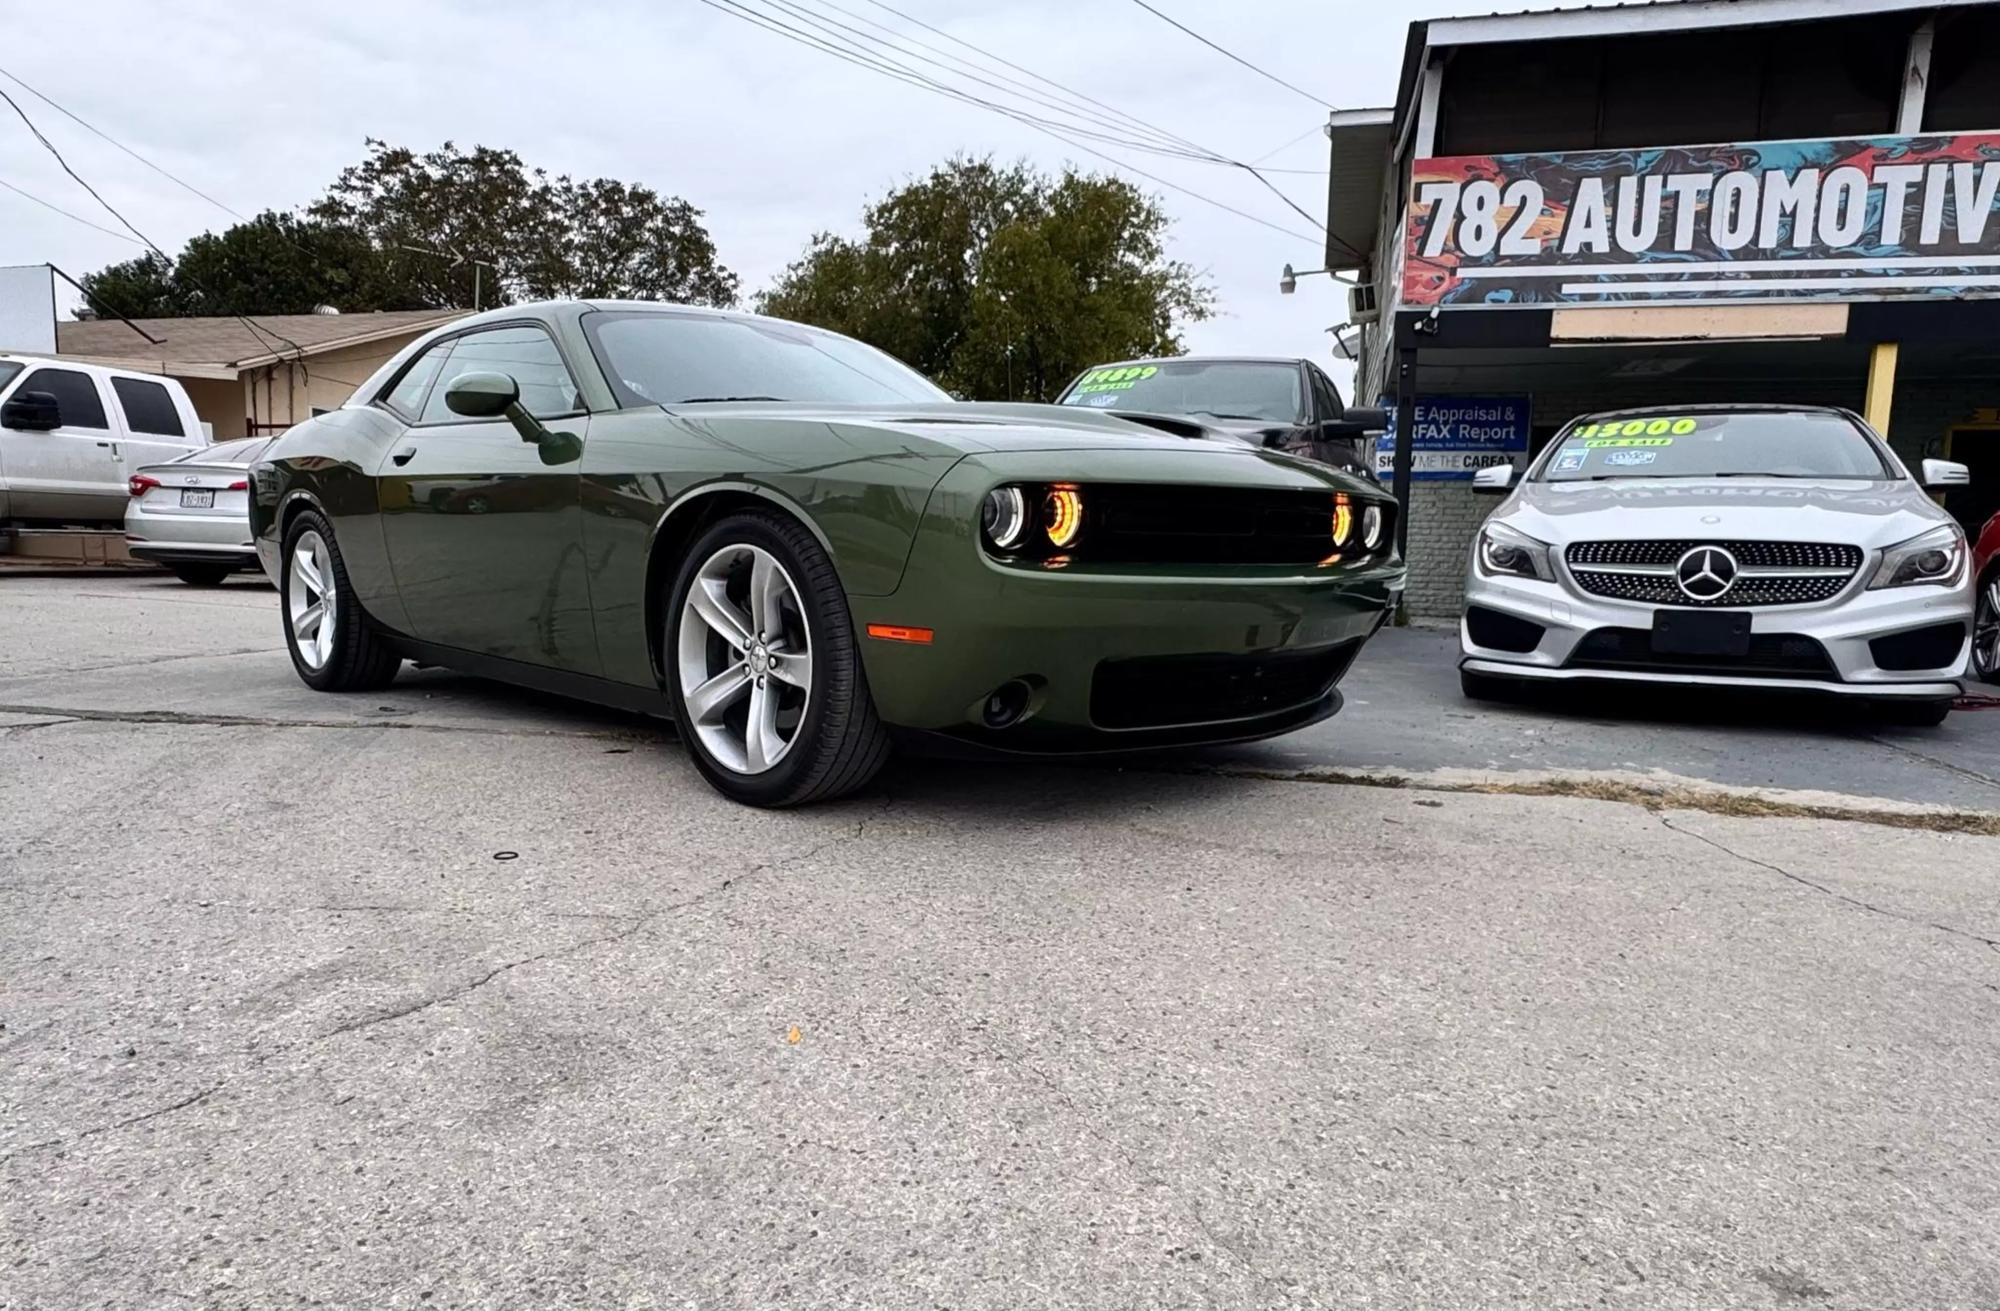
<box><xmin>866</xmin><ymin>624</ymin><xmax>934</xmax><ymax>644</ymax></box>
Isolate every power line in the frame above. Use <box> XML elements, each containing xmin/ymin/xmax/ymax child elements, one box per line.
<box><xmin>840</xmin><ymin>0</ymin><xmax>1328</xmax><ymax>233</ymax></box>
<box><xmin>729</xmin><ymin>0</ymin><xmax>1220</xmax><ymax>164</ymax></box>
<box><xmin>0</xmin><ymin>64</ymin><xmax>245</xmax><ymax>222</ymax></box>
<box><xmin>702</xmin><ymin>0</ymin><xmax>1320</xmax><ymax>242</ymax></box>
<box><xmin>0</xmin><ymin>84</ymin><xmax>319</xmax><ymax>381</ymax></box>
<box><xmin>800</xmin><ymin>0</ymin><xmax>1216</xmax><ymax>161</ymax></box>
<box><xmin>1126</xmin><ymin>0</ymin><xmax>1334</xmax><ymax>110</ymax></box>
<box><xmin>0</xmin><ymin>176</ymin><xmax>146</xmax><ymax>244</ymax></box>
<box><xmin>1250</xmin><ymin>124</ymin><xmax>1326</xmax><ymax>167</ymax></box>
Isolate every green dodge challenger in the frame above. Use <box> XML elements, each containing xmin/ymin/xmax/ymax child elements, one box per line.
<box><xmin>250</xmin><ymin>301</ymin><xmax>1403</xmax><ymax>806</ymax></box>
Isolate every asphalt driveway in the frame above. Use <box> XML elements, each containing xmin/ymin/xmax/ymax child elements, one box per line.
<box><xmin>4</xmin><ymin>573</ymin><xmax>1998</xmax><ymax>1309</ymax></box>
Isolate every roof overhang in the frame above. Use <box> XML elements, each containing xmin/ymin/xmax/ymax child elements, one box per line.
<box><xmin>1425</xmin><ymin>0</ymin><xmax>1976</xmax><ymax>48</ymax></box>
<box><xmin>46</xmin><ymin>353</ymin><xmax>239</xmax><ymax>381</ymax></box>
<box><xmin>227</xmin><ymin>312</ymin><xmax>463</xmax><ymax>369</ymax></box>
<box><xmin>1324</xmin><ymin>108</ymin><xmax>1394</xmax><ymax>273</ymax></box>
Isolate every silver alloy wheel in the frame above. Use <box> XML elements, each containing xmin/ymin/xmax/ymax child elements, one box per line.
<box><xmin>676</xmin><ymin>543</ymin><xmax>813</xmax><ymax>774</ymax></box>
<box><xmin>287</xmin><ymin>529</ymin><xmax>338</xmax><ymax>670</ymax></box>
<box><xmin>1976</xmin><ymin>576</ymin><xmax>2000</xmax><ymax>680</ymax></box>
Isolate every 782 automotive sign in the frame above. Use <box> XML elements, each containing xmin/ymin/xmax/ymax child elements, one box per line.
<box><xmin>1402</xmin><ymin>131</ymin><xmax>2000</xmax><ymax>307</ymax></box>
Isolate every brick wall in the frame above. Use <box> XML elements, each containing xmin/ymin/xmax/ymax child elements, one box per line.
<box><xmin>1403</xmin><ymin>482</ymin><xmax>1495</xmax><ymax>618</ymax></box>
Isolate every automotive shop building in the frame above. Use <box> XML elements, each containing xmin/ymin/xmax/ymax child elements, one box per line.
<box><xmin>1325</xmin><ymin>0</ymin><xmax>2000</xmax><ymax>617</ymax></box>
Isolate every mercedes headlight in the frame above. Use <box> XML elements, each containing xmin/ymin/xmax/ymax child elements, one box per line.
<box><xmin>1477</xmin><ymin>520</ymin><xmax>1554</xmax><ymax>581</ymax></box>
<box><xmin>1869</xmin><ymin>523</ymin><xmax>1966</xmax><ymax>589</ymax></box>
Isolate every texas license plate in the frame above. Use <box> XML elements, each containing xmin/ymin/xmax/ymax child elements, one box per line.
<box><xmin>1652</xmin><ymin>609</ymin><xmax>1751</xmax><ymax>657</ymax></box>
<box><xmin>179</xmin><ymin>489</ymin><xmax>215</xmax><ymax>509</ymax></box>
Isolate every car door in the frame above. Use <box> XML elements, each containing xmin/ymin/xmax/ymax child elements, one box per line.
<box><xmin>373</xmin><ymin>323</ymin><xmax>599</xmax><ymax>673</ymax></box>
<box><xmin>109</xmin><ymin>375</ymin><xmax>201</xmax><ymax>469</ymax></box>
<box><xmin>0</xmin><ymin>365</ymin><xmax>125</xmax><ymax>523</ymax></box>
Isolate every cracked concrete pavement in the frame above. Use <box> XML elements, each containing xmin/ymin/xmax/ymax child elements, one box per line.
<box><xmin>4</xmin><ymin>572</ymin><xmax>2000</xmax><ymax>1309</ymax></box>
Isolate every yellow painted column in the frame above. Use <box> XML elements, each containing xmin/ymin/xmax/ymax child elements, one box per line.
<box><xmin>1864</xmin><ymin>341</ymin><xmax>1899</xmax><ymax>433</ymax></box>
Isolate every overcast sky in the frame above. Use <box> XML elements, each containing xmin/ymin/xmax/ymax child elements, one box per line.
<box><xmin>0</xmin><ymin>0</ymin><xmax>1568</xmax><ymax>391</ymax></box>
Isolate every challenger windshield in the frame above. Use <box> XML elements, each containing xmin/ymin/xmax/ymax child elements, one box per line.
<box><xmin>1538</xmin><ymin>411</ymin><xmax>1894</xmax><ymax>482</ymax></box>
<box><xmin>585</xmin><ymin>311</ymin><xmax>949</xmax><ymax>407</ymax></box>
<box><xmin>1059</xmin><ymin>360</ymin><xmax>1304</xmax><ymax>424</ymax></box>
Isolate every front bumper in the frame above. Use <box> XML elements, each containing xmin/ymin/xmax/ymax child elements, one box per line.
<box><xmin>853</xmin><ymin>451</ymin><xmax>1403</xmax><ymax>751</ymax></box>
<box><xmin>1461</xmin><ymin>557</ymin><xmax>1971</xmax><ymax>700</ymax></box>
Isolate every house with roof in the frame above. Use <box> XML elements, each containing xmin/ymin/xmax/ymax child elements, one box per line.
<box><xmin>52</xmin><ymin>308</ymin><xmax>467</xmax><ymax>440</ymax></box>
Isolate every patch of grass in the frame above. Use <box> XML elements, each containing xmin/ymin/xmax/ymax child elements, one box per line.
<box><xmin>1187</xmin><ymin>765</ymin><xmax>2000</xmax><ymax>837</ymax></box>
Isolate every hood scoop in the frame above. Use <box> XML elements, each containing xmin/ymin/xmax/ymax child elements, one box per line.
<box><xmin>1105</xmin><ymin>411</ymin><xmax>1213</xmax><ymax>440</ymax></box>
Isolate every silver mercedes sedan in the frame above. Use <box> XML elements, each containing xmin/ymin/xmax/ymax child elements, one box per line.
<box><xmin>1459</xmin><ymin>405</ymin><xmax>1974</xmax><ymax>726</ymax></box>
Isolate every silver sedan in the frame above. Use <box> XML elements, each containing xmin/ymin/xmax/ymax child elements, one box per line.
<box><xmin>123</xmin><ymin>436</ymin><xmax>274</xmax><ymax>585</ymax></box>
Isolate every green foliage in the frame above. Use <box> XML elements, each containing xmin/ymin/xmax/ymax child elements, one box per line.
<box><xmin>78</xmin><ymin>140</ymin><xmax>738</xmax><ymax>319</ymax></box>
<box><xmin>758</xmin><ymin>157</ymin><xmax>1212</xmax><ymax>400</ymax></box>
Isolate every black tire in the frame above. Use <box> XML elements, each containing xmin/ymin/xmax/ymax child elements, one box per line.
<box><xmin>665</xmin><ymin>510</ymin><xmax>891</xmax><ymax>807</ymax></box>
<box><xmin>171</xmin><ymin>563</ymin><xmax>233</xmax><ymax>586</ymax></box>
<box><xmin>1885</xmin><ymin>698</ymin><xmax>1954</xmax><ymax>728</ymax></box>
<box><xmin>1974</xmin><ymin>569</ymin><xmax>2000</xmax><ymax>687</ymax></box>
<box><xmin>1459</xmin><ymin>667</ymin><xmax>1519</xmax><ymax>702</ymax></box>
<box><xmin>280</xmin><ymin>509</ymin><xmax>401</xmax><ymax>693</ymax></box>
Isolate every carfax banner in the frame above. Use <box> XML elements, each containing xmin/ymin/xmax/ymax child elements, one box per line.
<box><xmin>1402</xmin><ymin>132</ymin><xmax>2000</xmax><ymax>308</ymax></box>
<box><xmin>1372</xmin><ymin>395</ymin><xmax>1530</xmax><ymax>481</ymax></box>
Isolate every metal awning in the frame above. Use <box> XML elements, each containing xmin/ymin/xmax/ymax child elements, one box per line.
<box><xmin>1323</xmin><ymin>108</ymin><xmax>1393</xmax><ymax>274</ymax></box>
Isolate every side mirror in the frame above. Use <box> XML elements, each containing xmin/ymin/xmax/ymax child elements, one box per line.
<box><xmin>1</xmin><ymin>390</ymin><xmax>62</xmax><ymax>431</ymax></box>
<box><xmin>444</xmin><ymin>371</ymin><xmax>519</xmax><ymax>419</ymax></box>
<box><xmin>1922</xmin><ymin>458</ymin><xmax>1971</xmax><ymax>489</ymax></box>
<box><xmin>1339</xmin><ymin>406</ymin><xmax>1390</xmax><ymax>434</ymax></box>
<box><xmin>1472</xmin><ymin>464</ymin><xmax>1516</xmax><ymax>494</ymax></box>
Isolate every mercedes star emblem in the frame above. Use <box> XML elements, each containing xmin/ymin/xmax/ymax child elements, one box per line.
<box><xmin>1675</xmin><ymin>545</ymin><xmax>1739</xmax><ymax>601</ymax></box>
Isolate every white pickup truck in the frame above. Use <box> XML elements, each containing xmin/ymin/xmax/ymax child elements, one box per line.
<box><xmin>0</xmin><ymin>353</ymin><xmax>208</xmax><ymax>533</ymax></box>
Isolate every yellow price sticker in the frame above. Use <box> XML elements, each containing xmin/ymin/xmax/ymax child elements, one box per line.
<box><xmin>1574</xmin><ymin>417</ymin><xmax>1700</xmax><ymax>439</ymax></box>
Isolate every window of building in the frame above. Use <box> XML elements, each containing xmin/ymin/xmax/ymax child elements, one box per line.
<box><xmin>17</xmin><ymin>368</ymin><xmax>108</xmax><ymax>430</ymax></box>
<box><xmin>110</xmin><ymin>377</ymin><xmax>186</xmax><ymax>437</ymax></box>
<box><xmin>1436</xmin><ymin>14</ymin><xmax>1907</xmax><ymax>156</ymax></box>
<box><xmin>1924</xmin><ymin>10</ymin><xmax>2000</xmax><ymax>132</ymax></box>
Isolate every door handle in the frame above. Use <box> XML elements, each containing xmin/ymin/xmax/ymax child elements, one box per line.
<box><xmin>391</xmin><ymin>445</ymin><xmax>418</xmax><ymax>467</ymax></box>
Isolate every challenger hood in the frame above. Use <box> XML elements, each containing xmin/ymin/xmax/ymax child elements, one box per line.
<box><xmin>666</xmin><ymin>399</ymin><xmax>1261</xmax><ymax>454</ymax></box>
<box><xmin>1502</xmin><ymin>476</ymin><xmax>1956</xmax><ymax>550</ymax></box>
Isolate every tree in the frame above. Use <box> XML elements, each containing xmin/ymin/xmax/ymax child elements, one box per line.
<box><xmin>78</xmin><ymin>139</ymin><xmax>738</xmax><ymax>318</ymax></box>
<box><xmin>313</xmin><ymin>139</ymin><xmax>738</xmax><ymax>308</ymax></box>
<box><xmin>78</xmin><ymin>250</ymin><xmax>185</xmax><ymax>319</ymax></box>
<box><xmin>759</xmin><ymin>157</ymin><xmax>1212</xmax><ymax>400</ymax></box>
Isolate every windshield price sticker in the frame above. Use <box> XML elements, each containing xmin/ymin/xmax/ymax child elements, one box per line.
<box><xmin>1603</xmin><ymin>449</ymin><xmax>1658</xmax><ymax>467</ymax></box>
<box><xmin>1071</xmin><ymin>365</ymin><xmax>1159</xmax><ymax>396</ymax></box>
<box><xmin>1574</xmin><ymin>417</ymin><xmax>1700</xmax><ymax>439</ymax></box>
<box><xmin>1583</xmin><ymin>436</ymin><xmax>1675</xmax><ymax>448</ymax></box>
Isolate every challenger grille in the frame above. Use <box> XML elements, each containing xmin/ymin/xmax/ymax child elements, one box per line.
<box><xmin>1566</xmin><ymin>540</ymin><xmax>1862</xmax><ymax>608</ymax></box>
<box><xmin>1083</xmin><ymin>486</ymin><xmax>1392</xmax><ymax>566</ymax></box>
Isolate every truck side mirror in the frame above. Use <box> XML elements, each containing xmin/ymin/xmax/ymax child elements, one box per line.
<box><xmin>1</xmin><ymin>391</ymin><xmax>62</xmax><ymax>431</ymax></box>
<box><xmin>1339</xmin><ymin>406</ymin><xmax>1389</xmax><ymax>434</ymax></box>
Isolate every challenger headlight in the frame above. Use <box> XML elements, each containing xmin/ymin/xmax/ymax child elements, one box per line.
<box><xmin>1869</xmin><ymin>523</ymin><xmax>1966</xmax><ymax>589</ymax></box>
<box><xmin>1361</xmin><ymin>503</ymin><xmax>1384</xmax><ymax>551</ymax></box>
<box><xmin>981</xmin><ymin>486</ymin><xmax>1027</xmax><ymax>550</ymax></box>
<box><xmin>1477</xmin><ymin>520</ymin><xmax>1554</xmax><ymax>581</ymax></box>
